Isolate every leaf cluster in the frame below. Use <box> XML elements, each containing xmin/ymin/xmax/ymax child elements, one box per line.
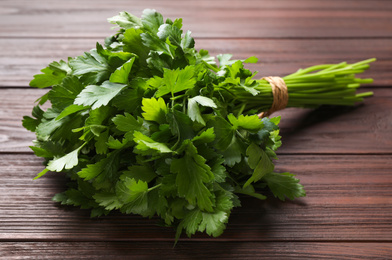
<box><xmin>23</xmin><ymin>9</ymin><xmax>305</xmax><ymax>240</ymax></box>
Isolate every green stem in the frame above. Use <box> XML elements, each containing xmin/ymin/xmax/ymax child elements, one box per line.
<box><xmin>148</xmin><ymin>183</ymin><xmax>162</xmax><ymax>192</ymax></box>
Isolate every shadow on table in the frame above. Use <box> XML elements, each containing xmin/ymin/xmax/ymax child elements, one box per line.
<box><xmin>48</xmin><ymin>172</ymin><xmax>307</xmax><ymax>256</ymax></box>
<box><xmin>91</xmin><ymin>196</ymin><xmax>308</xmax><ymax>259</ymax></box>
<box><xmin>278</xmin><ymin>104</ymin><xmax>363</xmax><ymax>137</ymax></box>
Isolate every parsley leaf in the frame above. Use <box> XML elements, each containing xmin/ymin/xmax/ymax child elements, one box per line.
<box><xmin>78</xmin><ymin>151</ymin><xmax>121</xmax><ymax>183</ymax></box>
<box><xmin>141</xmin><ymin>9</ymin><xmax>164</xmax><ymax>34</ymax></box>
<box><xmin>48</xmin><ymin>76</ymin><xmax>84</xmax><ymax>110</ymax></box>
<box><xmin>116</xmin><ymin>178</ymin><xmax>150</xmax><ymax>216</ymax></box>
<box><xmin>109</xmin><ymin>56</ymin><xmax>136</xmax><ymax>84</ymax></box>
<box><xmin>70</xmin><ymin>49</ymin><xmax>111</xmax><ymax>85</ymax></box>
<box><xmin>46</xmin><ymin>144</ymin><xmax>85</xmax><ymax>172</ymax></box>
<box><xmin>123</xmin><ymin>28</ymin><xmax>150</xmax><ymax>66</ymax></box>
<box><xmin>108</xmin><ymin>11</ymin><xmax>142</xmax><ymax>30</ymax></box>
<box><xmin>133</xmin><ymin>131</ymin><xmax>172</xmax><ymax>154</ymax></box>
<box><xmin>171</xmin><ymin>141</ymin><xmax>214</xmax><ymax>212</ymax></box>
<box><xmin>243</xmin><ymin>142</ymin><xmax>275</xmax><ymax>188</ymax></box>
<box><xmin>155</xmin><ymin>66</ymin><xmax>196</xmax><ymax>97</ymax></box>
<box><xmin>141</xmin><ymin>97</ymin><xmax>168</xmax><ymax>124</ymax></box>
<box><xmin>264</xmin><ymin>172</ymin><xmax>306</xmax><ymax>201</ymax></box>
<box><xmin>30</xmin><ymin>60</ymin><xmax>71</xmax><ymax>88</ymax></box>
<box><xmin>22</xmin><ymin>105</ymin><xmax>44</xmax><ymax>132</ymax></box>
<box><xmin>188</xmin><ymin>96</ymin><xmax>217</xmax><ymax>125</ymax></box>
<box><xmin>74</xmin><ymin>81</ymin><xmax>127</xmax><ymax>109</ymax></box>
<box><xmin>112</xmin><ymin>112</ymin><xmax>145</xmax><ymax>140</ymax></box>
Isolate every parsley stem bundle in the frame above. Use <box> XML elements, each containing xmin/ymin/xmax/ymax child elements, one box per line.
<box><xmin>220</xmin><ymin>59</ymin><xmax>375</xmax><ymax>115</ymax></box>
<box><xmin>22</xmin><ymin>9</ymin><xmax>375</xmax><ymax>241</ymax></box>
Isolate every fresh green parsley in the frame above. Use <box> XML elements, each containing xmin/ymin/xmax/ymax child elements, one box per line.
<box><xmin>23</xmin><ymin>9</ymin><xmax>374</xmax><ymax>241</ymax></box>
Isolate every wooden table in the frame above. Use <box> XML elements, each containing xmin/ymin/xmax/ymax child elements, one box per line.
<box><xmin>1</xmin><ymin>1</ymin><xmax>392</xmax><ymax>258</ymax></box>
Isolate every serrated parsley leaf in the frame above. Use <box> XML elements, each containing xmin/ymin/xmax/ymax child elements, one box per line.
<box><xmin>244</xmin><ymin>142</ymin><xmax>275</xmax><ymax>188</ymax></box>
<box><xmin>141</xmin><ymin>32</ymin><xmax>177</xmax><ymax>59</ymax></box>
<box><xmin>198</xmin><ymin>210</ymin><xmax>227</xmax><ymax>237</ymax></box>
<box><xmin>264</xmin><ymin>172</ymin><xmax>306</xmax><ymax>201</ymax></box>
<box><xmin>112</xmin><ymin>113</ymin><xmax>143</xmax><ymax>132</ymax></box>
<box><xmin>112</xmin><ymin>112</ymin><xmax>145</xmax><ymax>140</ymax></box>
<box><xmin>175</xmin><ymin>190</ymin><xmax>233</xmax><ymax>241</ymax></box>
<box><xmin>54</xmin><ymin>188</ymin><xmax>97</xmax><ymax>210</ymax></box>
<box><xmin>220</xmin><ymin>135</ymin><xmax>244</xmax><ymax>167</ymax></box>
<box><xmin>209</xmin><ymin>157</ymin><xmax>227</xmax><ymax>183</ymax></box>
<box><xmin>141</xmin><ymin>97</ymin><xmax>168</xmax><ymax>124</ymax></box>
<box><xmin>171</xmin><ymin>141</ymin><xmax>214</xmax><ymax>212</ymax></box>
<box><xmin>35</xmin><ymin>109</ymin><xmax>65</xmax><ymax>140</ymax></box>
<box><xmin>22</xmin><ymin>118</ymin><xmax>41</xmax><ymax>132</ymax></box>
<box><xmin>192</xmin><ymin>128</ymin><xmax>215</xmax><ymax>144</ymax></box>
<box><xmin>133</xmin><ymin>131</ymin><xmax>172</xmax><ymax>154</ymax></box>
<box><xmin>108</xmin><ymin>11</ymin><xmax>142</xmax><ymax>30</ymax></box>
<box><xmin>210</xmin><ymin>116</ymin><xmax>235</xmax><ymax>151</ymax></box>
<box><xmin>254</xmin><ymin>117</ymin><xmax>279</xmax><ymax>142</ymax></box>
<box><xmin>93</xmin><ymin>192</ymin><xmax>122</xmax><ymax>210</ymax></box>
<box><xmin>175</xmin><ymin>209</ymin><xmax>202</xmax><ymax>239</ymax></box>
<box><xmin>74</xmin><ymin>81</ymin><xmax>127</xmax><ymax>109</ymax></box>
<box><xmin>109</xmin><ymin>56</ymin><xmax>136</xmax><ymax>84</ymax></box>
<box><xmin>106</xmin><ymin>136</ymin><xmax>129</xmax><ymax>149</ymax></box>
<box><xmin>228</xmin><ymin>114</ymin><xmax>263</xmax><ymax>133</ymax></box>
<box><xmin>155</xmin><ymin>66</ymin><xmax>196</xmax><ymax>97</ymax></box>
<box><xmin>116</xmin><ymin>178</ymin><xmax>149</xmax><ymax>215</ymax></box>
<box><xmin>48</xmin><ymin>76</ymin><xmax>84</xmax><ymax>110</ymax></box>
<box><xmin>70</xmin><ymin>49</ymin><xmax>111</xmax><ymax>85</ymax></box>
<box><xmin>22</xmin><ymin>105</ymin><xmax>44</xmax><ymax>132</ymax></box>
<box><xmin>157</xmin><ymin>23</ymin><xmax>182</xmax><ymax>46</ymax></box>
<box><xmin>188</xmin><ymin>96</ymin><xmax>217</xmax><ymax>125</ymax></box>
<box><xmin>141</xmin><ymin>9</ymin><xmax>164</xmax><ymax>34</ymax></box>
<box><xmin>46</xmin><ymin>144</ymin><xmax>85</xmax><ymax>172</ymax></box>
<box><xmin>123</xmin><ymin>28</ymin><xmax>150</xmax><ymax>65</ymax></box>
<box><xmin>217</xmin><ymin>54</ymin><xmax>235</xmax><ymax>67</ymax></box>
<box><xmin>30</xmin><ymin>60</ymin><xmax>70</xmax><ymax>88</ymax></box>
<box><xmin>78</xmin><ymin>151</ymin><xmax>121</xmax><ymax>182</ymax></box>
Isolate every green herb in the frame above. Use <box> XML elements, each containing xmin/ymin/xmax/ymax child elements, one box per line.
<box><xmin>23</xmin><ymin>9</ymin><xmax>374</xmax><ymax>241</ymax></box>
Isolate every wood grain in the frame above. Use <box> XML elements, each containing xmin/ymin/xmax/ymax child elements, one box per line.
<box><xmin>1</xmin><ymin>0</ymin><xmax>392</xmax><ymax>38</ymax></box>
<box><xmin>1</xmin><ymin>88</ymin><xmax>390</xmax><ymax>154</ymax></box>
<box><xmin>1</xmin><ymin>154</ymin><xmax>391</xmax><ymax>241</ymax></box>
<box><xmin>1</xmin><ymin>242</ymin><xmax>392</xmax><ymax>259</ymax></box>
<box><xmin>0</xmin><ymin>38</ymin><xmax>390</xmax><ymax>87</ymax></box>
<box><xmin>1</xmin><ymin>0</ymin><xmax>391</xmax><ymax>258</ymax></box>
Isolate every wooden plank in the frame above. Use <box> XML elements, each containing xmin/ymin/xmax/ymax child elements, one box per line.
<box><xmin>1</xmin><ymin>88</ymin><xmax>391</xmax><ymax>154</ymax></box>
<box><xmin>1</xmin><ymin>242</ymin><xmax>392</xmax><ymax>259</ymax></box>
<box><xmin>1</xmin><ymin>0</ymin><xmax>392</xmax><ymax>38</ymax></box>
<box><xmin>0</xmin><ymin>154</ymin><xmax>391</xmax><ymax>241</ymax></box>
<box><xmin>0</xmin><ymin>0</ymin><xmax>390</xmax><ymax>257</ymax></box>
<box><xmin>0</xmin><ymin>37</ymin><xmax>391</xmax><ymax>87</ymax></box>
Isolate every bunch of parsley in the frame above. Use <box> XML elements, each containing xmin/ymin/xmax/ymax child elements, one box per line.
<box><xmin>23</xmin><ymin>9</ymin><xmax>373</xmax><ymax>240</ymax></box>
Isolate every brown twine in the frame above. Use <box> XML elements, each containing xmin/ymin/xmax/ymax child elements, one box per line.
<box><xmin>257</xmin><ymin>76</ymin><xmax>289</xmax><ymax>118</ymax></box>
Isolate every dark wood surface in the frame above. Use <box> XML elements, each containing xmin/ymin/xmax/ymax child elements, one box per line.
<box><xmin>1</xmin><ymin>1</ymin><xmax>391</xmax><ymax>258</ymax></box>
